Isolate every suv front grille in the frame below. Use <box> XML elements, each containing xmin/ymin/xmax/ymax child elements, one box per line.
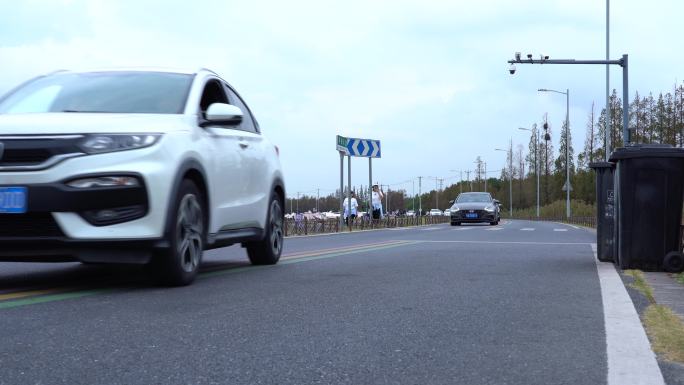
<box><xmin>2</xmin><ymin>148</ymin><xmax>54</xmax><ymax>165</ymax></box>
<box><xmin>0</xmin><ymin>212</ymin><xmax>65</xmax><ymax>237</ymax></box>
<box><xmin>0</xmin><ymin>135</ymin><xmax>84</xmax><ymax>170</ymax></box>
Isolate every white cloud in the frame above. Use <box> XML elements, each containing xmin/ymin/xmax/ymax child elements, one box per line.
<box><xmin>0</xmin><ymin>0</ymin><xmax>682</xmax><ymax>196</ymax></box>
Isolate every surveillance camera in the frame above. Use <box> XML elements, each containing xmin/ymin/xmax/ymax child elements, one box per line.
<box><xmin>542</xmin><ymin>54</ymin><xmax>550</xmax><ymax>60</ymax></box>
<box><xmin>527</xmin><ymin>53</ymin><xmax>533</xmax><ymax>60</ymax></box>
<box><xmin>509</xmin><ymin>64</ymin><xmax>516</xmax><ymax>75</ymax></box>
<box><xmin>515</xmin><ymin>52</ymin><xmax>521</xmax><ymax>61</ymax></box>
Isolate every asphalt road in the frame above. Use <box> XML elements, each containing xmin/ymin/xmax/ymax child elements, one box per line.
<box><xmin>0</xmin><ymin>220</ymin><xmax>607</xmax><ymax>384</ymax></box>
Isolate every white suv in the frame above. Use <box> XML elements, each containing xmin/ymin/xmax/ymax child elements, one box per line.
<box><xmin>0</xmin><ymin>68</ymin><xmax>285</xmax><ymax>285</ymax></box>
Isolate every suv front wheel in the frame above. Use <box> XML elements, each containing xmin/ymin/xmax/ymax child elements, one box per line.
<box><xmin>151</xmin><ymin>179</ymin><xmax>206</xmax><ymax>286</ymax></box>
<box><xmin>246</xmin><ymin>192</ymin><xmax>284</xmax><ymax>265</ymax></box>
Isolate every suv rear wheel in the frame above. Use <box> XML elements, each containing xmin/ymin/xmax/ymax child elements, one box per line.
<box><xmin>246</xmin><ymin>192</ymin><xmax>284</xmax><ymax>265</ymax></box>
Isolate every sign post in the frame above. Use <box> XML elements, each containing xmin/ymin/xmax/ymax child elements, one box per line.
<box><xmin>336</xmin><ymin>135</ymin><xmax>382</xmax><ymax>231</ymax></box>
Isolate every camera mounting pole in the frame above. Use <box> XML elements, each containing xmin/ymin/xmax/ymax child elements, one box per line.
<box><xmin>507</xmin><ymin>54</ymin><xmax>630</xmax><ymax>149</ymax></box>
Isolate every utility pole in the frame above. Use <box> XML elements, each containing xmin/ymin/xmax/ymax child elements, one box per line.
<box><xmin>385</xmin><ymin>185</ymin><xmax>390</xmax><ymax>213</ymax></box>
<box><xmin>466</xmin><ymin>171</ymin><xmax>471</xmax><ymax>192</ymax></box>
<box><xmin>339</xmin><ymin>151</ymin><xmax>344</xmax><ymax>228</ymax></box>
<box><xmin>606</xmin><ymin>0</ymin><xmax>611</xmax><ymax>159</ymax></box>
<box><xmin>412</xmin><ymin>179</ymin><xmax>415</xmax><ymax>211</ymax></box>
<box><xmin>316</xmin><ymin>188</ymin><xmax>320</xmax><ymax>213</ymax></box>
<box><xmin>509</xmin><ymin>139</ymin><xmax>513</xmax><ymax>217</ymax></box>
<box><xmin>435</xmin><ymin>178</ymin><xmax>444</xmax><ymax>209</ymax></box>
<box><xmin>566</xmin><ymin>89</ymin><xmax>571</xmax><ymax>218</ymax></box>
<box><xmin>507</xmin><ymin>53</ymin><xmax>630</xmax><ymax>147</ymax></box>
<box><xmin>484</xmin><ymin>162</ymin><xmax>487</xmax><ymax>192</ymax></box>
<box><xmin>418</xmin><ymin>176</ymin><xmax>422</xmax><ymax>216</ymax></box>
<box><xmin>460</xmin><ymin>171</ymin><xmax>463</xmax><ymax>193</ymax></box>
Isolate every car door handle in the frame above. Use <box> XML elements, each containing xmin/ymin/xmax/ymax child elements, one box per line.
<box><xmin>239</xmin><ymin>141</ymin><xmax>249</xmax><ymax>149</ymax></box>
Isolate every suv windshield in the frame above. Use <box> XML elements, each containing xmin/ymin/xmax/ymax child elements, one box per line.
<box><xmin>456</xmin><ymin>193</ymin><xmax>491</xmax><ymax>203</ymax></box>
<box><xmin>0</xmin><ymin>71</ymin><xmax>193</xmax><ymax>114</ymax></box>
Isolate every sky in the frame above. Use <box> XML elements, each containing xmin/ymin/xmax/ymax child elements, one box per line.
<box><xmin>1</xmin><ymin>0</ymin><xmax>682</xmax><ymax>198</ymax></box>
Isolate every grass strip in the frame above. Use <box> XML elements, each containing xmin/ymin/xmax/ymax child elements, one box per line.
<box><xmin>644</xmin><ymin>304</ymin><xmax>684</xmax><ymax>363</ymax></box>
<box><xmin>675</xmin><ymin>272</ymin><xmax>684</xmax><ymax>285</ymax></box>
<box><xmin>624</xmin><ymin>269</ymin><xmax>656</xmax><ymax>303</ymax></box>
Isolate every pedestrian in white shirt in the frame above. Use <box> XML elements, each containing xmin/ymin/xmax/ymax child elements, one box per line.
<box><xmin>343</xmin><ymin>192</ymin><xmax>358</xmax><ymax>225</ymax></box>
<box><xmin>371</xmin><ymin>184</ymin><xmax>384</xmax><ymax>220</ymax></box>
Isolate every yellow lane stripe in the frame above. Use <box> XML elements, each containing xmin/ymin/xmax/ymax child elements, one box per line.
<box><xmin>0</xmin><ymin>288</ymin><xmax>72</xmax><ymax>301</ymax></box>
<box><xmin>281</xmin><ymin>240</ymin><xmax>409</xmax><ymax>259</ymax></box>
<box><xmin>0</xmin><ymin>240</ymin><xmax>413</xmax><ymax>303</ymax></box>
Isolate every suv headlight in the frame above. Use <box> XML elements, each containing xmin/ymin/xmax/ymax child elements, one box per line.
<box><xmin>484</xmin><ymin>205</ymin><xmax>495</xmax><ymax>212</ymax></box>
<box><xmin>67</xmin><ymin>176</ymin><xmax>140</xmax><ymax>189</ymax></box>
<box><xmin>79</xmin><ymin>134</ymin><xmax>162</xmax><ymax>154</ymax></box>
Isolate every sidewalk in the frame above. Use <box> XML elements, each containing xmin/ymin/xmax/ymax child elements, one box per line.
<box><xmin>644</xmin><ymin>272</ymin><xmax>684</xmax><ymax>320</ymax></box>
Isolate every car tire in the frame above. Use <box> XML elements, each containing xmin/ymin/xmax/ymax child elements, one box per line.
<box><xmin>246</xmin><ymin>191</ymin><xmax>284</xmax><ymax>265</ymax></box>
<box><xmin>489</xmin><ymin>221</ymin><xmax>497</xmax><ymax>226</ymax></box>
<box><xmin>663</xmin><ymin>251</ymin><xmax>684</xmax><ymax>273</ymax></box>
<box><xmin>150</xmin><ymin>179</ymin><xmax>206</xmax><ymax>286</ymax></box>
<box><xmin>452</xmin><ymin>222</ymin><xmax>461</xmax><ymax>226</ymax></box>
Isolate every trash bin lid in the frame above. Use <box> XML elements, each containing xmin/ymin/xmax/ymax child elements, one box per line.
<box><xmin>609</xmin><ymin>144</ymin><xmax>684</xmax><ymax>161</ymax></box>
<box><xmin>589</xmin><ymin>161</ymin><xmax>615</xmax><ymax>169</ymax></box>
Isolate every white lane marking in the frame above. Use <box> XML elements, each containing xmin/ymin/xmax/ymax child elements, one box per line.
<box><xmin>554</xmin><ymin>222</ymin><xmax>582</xmax><ymax>230</ymax></box>
<box><xmin>553</xmin><ymin>228</ymin><xmax>568</xmax><ymax>232</ymax></box>
<box><xmin>453</xmin><ymin>227</ymin><xmax>474</xmax><ymax>231</ymax></box>
<box><xmin>485</xmin><ymin>227</ymin><xmax>503</xmax><ymax>231</ymax></box>
<box><xmin>420</xmin><ymin>227</ymin><xmax>441</xmax><ymax>231</ymax></box>
<box><xmin>401</xmin><ymin>240</ymin><xmax>591</xmax><ymax>245</ymax></box>
<box><xmin>520</xmin><ymin>228</ymin><xmax>535</xmax><ymax>231</ymax></box>
<box><xmin>591</xmin><ymin>243</ymin><xmax>665</xmax><ymax>385</ymax></box>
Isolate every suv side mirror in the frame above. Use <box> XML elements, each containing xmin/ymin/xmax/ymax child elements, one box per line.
<box><xmin>493</xmin><ymin>199</ymin><xmax>500</xmax><ymax>206</ymax></box>
<box><xmin>448</xmin><ymin>199</ymin><xmax>455</xmax><ymax>205</ymax></box>
<box><xmin>203</xmin><ymin>103</ymin><xmax>243</xmax><ymax>126</ymax></box>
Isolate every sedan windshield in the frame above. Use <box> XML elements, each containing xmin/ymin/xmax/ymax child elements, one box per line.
<box><xmin>456</xmin><ymin>193</ymin><xmax>491</xmax><ymax>203</ymax></box>
<box><xmin>0</xmin><ymin>72</ymin><xmax>193</xmax><ymax>114</ymax></box>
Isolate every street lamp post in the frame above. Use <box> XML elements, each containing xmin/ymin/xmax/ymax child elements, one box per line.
<box><xmin>519</xmin><ymin>127</ymin><xmax>540</xmax><ymax>217</ymax></box>
<box><xmin>539</xmin><ymin>88</ymin><xmax>571</xmax><ymax>219</ymax></box>
<box><xmin>495</xmin><ymin>143</ymin><xmax>513</xmax><ymax>217</ymax></box>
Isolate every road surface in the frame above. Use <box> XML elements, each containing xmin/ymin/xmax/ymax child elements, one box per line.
<box><xmin>0</xmin><ymin>220</ymin><xmax>661</xmax><ymax>384</ymax></box>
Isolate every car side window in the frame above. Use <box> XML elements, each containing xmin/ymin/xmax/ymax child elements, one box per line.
<box><xmin>198</xmin><ymin>79</ymin><xmax>229</xmax><ymax>120</ymax></box>
<box><xmin>223</xmin><ymin>84</ymin><xmax>257</xmax><ymax>133</ymax></box>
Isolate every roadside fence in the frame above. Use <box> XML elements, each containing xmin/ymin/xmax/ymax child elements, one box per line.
<box><xmin>284</xmin><ymin>215</ymin><xmax>450</xmax><ymax>237</ymax></box>
<box><xmin>510</xmin><ymin>216</ymin><xmax>597</xmax><ymax>228</ymax></box>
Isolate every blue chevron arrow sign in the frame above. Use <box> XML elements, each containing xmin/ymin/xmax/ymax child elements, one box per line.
<box><xmin>336</xmin><ymin>135</ymin><xmax>381</xmax><ymax>158</ymax></box>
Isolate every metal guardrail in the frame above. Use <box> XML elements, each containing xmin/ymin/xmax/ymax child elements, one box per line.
<box><xmin>284</xmin><ymin>216</ymin><xmax>450</xmax><ymax>236</ymax></box>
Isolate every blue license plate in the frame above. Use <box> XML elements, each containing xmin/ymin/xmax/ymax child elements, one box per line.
<box><xmin>0</xmin><ymin>187</ymin><xmax>28</xmax><ymax>214</ymax></box>
<box><xmin>465</xmin><ymin>213</ymin><xmax>478</xmax><ymax>219</ymax></box>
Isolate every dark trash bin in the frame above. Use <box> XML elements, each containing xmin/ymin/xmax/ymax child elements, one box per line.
<box><xmin>610</xmin><ymin>144</ymin><xmax>684</xmax><ymax>272</ymax></box>
<box><xmin>589</xmin><ymin>161</ymin><xmax>616</xmax><ymax>262</ymax></box>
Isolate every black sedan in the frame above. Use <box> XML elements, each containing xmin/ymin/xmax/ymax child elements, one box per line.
<box><xmin>449</xmin><ymin>192</ymin><xmax>500</xmax><ymax>226</ymax></box>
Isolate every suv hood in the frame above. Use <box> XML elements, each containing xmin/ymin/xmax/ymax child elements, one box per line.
<box><xmin>0</xmin><ymin>113</ymin><xmax>192</xmax><ymax>135</ymax></box>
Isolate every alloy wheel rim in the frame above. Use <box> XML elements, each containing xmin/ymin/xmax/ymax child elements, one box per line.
<box><xmin>270</xmin><ymin>200</ymin><xmax>283</xmax><ymax>256</ymax></box>
<box><xmin>176</xmin><ymin>194</ymin><xmax>204</xmax><ymax>273</ymax></box>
